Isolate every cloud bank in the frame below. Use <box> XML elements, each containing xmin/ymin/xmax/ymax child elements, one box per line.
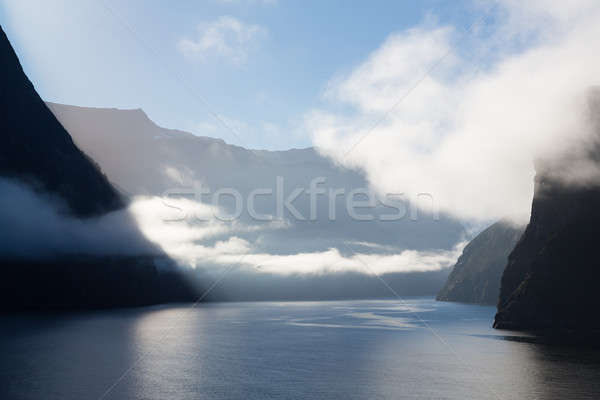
<box><xmin>130</xmin><ymin>195</ymin><xmax>466</xmax><ymax>276</ymax></box>
<box><xmin>0</xmin><ymin>179</ymin><xmax>156</xmax><ymax>258</ymax></box>
<box><xmin>0</xmin><ymin>179</ymin><xmax>462</xmax><ymax>277</ymax></box>
<box><xmin>308</xmin><ymin>0</ymin><xmax>600</xmax><ymax>223</ymax></box>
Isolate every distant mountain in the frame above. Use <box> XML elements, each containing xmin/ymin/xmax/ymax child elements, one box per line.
<box><xmin>0</xmin><ymin>26</ymin><xmax>198</xmax><ymax>310</ymax></box>
<box><xmin>44</xmin><ymin>102</ymin><xmax>470</xmax><ymax>299</ymax></box>
<box><xmin>436</xmin><ymin>221</ymin><xmax>524</xmax><ymax>305</ymax></box>
<box><xmin>494</xmin><ymin>91</ymin><xmax>600</xmax><ymax>331</ymax></box>
<box><xmin>47</xmin><ymin>102</ymin><xmax>466</xmax><ymax>256</ymax></box>
<box><xmin>44</xmin><ymin>102</ymin><xmax>469</xmax><ymax>299</ymax></box>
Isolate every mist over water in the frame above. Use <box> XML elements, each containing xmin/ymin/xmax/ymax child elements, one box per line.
<box><xmin>2</xmin><ymin>299</ymin><xmax>600</xmax><ymax>400</ymax></box>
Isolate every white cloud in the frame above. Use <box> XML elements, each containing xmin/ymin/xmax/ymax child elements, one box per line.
<box><xmin>178</xmin><ymin>16</ymin><xmax>267</xmax><ymax>65</ymax></box>
<box><xmin>324</xmin><ymin>26</ymin><xmax>456</xmax><ymax>114</ymax></box>
<box><xmin>129</xmin><ymin>196</ymin><xmax>284</xmax><ymax>261</ymax></box>
<box><xmin>308</xmin><ymin>0</ymin><xmax>600</xmax><ymax>223</ymax></box>
<box><xmin>219</xmin><ymin>242</ymin><xmax>466</xmax><ymax>276</ymax></box>
<box><xmin>343</xmin><ymin>241</ymin><xmax>401</xmax><ymax>252</ymax></box>
<box><xmin>126</xmin><ymin>195</ymin><xmax>464</xmax><ymax>275</ymax></box>
<box><xmin>0</xmin><ymin>178</ymin><xmax>463</xmax><ymax>277</ymax></box>
<box><xmin>0</xmin><ymin>179</ymin><xmax>158</xmax><ymax>258</ymax></box>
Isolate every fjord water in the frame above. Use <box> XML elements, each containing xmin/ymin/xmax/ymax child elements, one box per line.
<box><xmin>2</xmin><ymin>299</ymin><xmax>600</xmax><ymax>400</ymax></box>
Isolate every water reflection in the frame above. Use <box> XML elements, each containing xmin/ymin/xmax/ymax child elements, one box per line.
<box><xmin>509</xmin><ymin>338</ymin><xmax>600</xmax><ymax>399</ymax></box>
<box><xmin>0</xmin><ymin>310</ymin><xmax>140</xmax><ymax>400</ymax></box>
<box><xmin>1</xmin><ymin>300</ymin><xmax>600</xmax><ymax>400</ymax></box>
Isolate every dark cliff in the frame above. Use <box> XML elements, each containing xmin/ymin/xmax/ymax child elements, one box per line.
<box><xmin>494</xmin><ymin>93</ymin><xmax>600</xmax><ymax>331</ymax></box>
<box><xmin>0</xmin><ymin>27</ymin><xmax>123</xmax><ymax>217</ymax></box>
<box><xmin>437</xmin><ymin>221</ymin><xmax>524</xmax><ymax>305</ymax></box>
<box><xmin>494</xmin><ymin>173</ymin><xmax>600</xmax><ymax>330</ymax></box>
<box><xmin>0</xmin><ymin>26</ymin><xmax>199</xmax><ymax>310</ymax></box>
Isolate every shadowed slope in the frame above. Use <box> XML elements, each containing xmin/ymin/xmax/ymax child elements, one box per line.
<box><xmin>0</xmin><ymin>26</ymin><xmax>199</xmax><ymax>310</ymax></box>
<box><xmin>437</xmin><ymin>221</ymin><xmax>524</xmax><ymax>305</ymax></box>
<box><xmin>0</xmin><ymin>27</ymin><xmax>123</xmax><ymax>217</ymax></box>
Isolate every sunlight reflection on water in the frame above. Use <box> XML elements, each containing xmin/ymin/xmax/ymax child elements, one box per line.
<box><xmin>2</xmin><ymin>299</ymin><xmax>600</xmax><ymax>399</ymax></box>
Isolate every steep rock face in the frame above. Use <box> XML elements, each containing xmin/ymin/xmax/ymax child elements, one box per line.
<box><xmin>494</xmin><ymin>92</ymin><xmax>600</xmax><ymax>330</ymax></box>
<box><xmin>436</xmin><ymin>221</ymin><xmax>524</xmax><ymax>305</ymax></box>
<box><xmin>0</xmin><ymin>27</ymin><xmax>123</xmax><ymax>217</ymax></box>
<box><xmin>0</xmin><ymin>26</ymin><xmax>198</xmax><ymax>309</ymax></box>
<box><xmin>494</xmin><ymin>173</ymin><xmax>600</xmax><ymax>330</ymax></box>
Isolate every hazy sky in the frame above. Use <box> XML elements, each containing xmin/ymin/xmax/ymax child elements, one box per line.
<box><xmin>0</xmin><ymin>0</ymin><xmax>477</xmax><ymax>150</ymax></box>
<box><xmin>2</xmin><ymin>0</ymin><xmax>599</xmax><ymax>223</ymax></box>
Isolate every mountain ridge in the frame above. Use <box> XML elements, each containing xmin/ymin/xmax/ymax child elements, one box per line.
<box><xmin>436</xmin><ymin>220</ymin><xmax>524</xmax><ymax>305</ymax></box>
<box><xmin>47</xmin><ymin>101</ymin><xmax>467</xmax><ymax>255</ymax></box>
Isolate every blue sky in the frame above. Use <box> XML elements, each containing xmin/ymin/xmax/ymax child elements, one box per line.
<box><xmin>0</xmin><ymin>0</ymin><xmax>478</xmax><ymax>150</ymax></box>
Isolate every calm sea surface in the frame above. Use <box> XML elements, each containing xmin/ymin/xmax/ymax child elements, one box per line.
<box><xmin>1</xmin><ymin>298</ymin><xmax>600</xmax><ymax>400</ymax></box>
